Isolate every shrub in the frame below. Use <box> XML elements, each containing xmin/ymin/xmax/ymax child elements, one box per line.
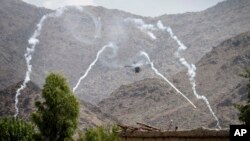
<box><xmin>0</xmin><ymin>117</ymin><xmax>36</xmax><ymax>141</ymax></box>
<box><xmin>235</xmin><ymin>69</ymin><xmax>250</xmax><ymax>125</ymax></box>
<box><xmin>78</xmin><ymin>125</ymin><xmax>120</xmax><ymax>141</ymax></box>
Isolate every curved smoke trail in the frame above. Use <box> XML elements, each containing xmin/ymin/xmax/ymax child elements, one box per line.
<box><xmin>14</xmin><ymin>7</ymin><xmax>67</xmax><ymax>117</ymax></box>
<box><xmin>76</xmin><ymin>6</ymin><xmax>102</xmax><ymax>38</ymax></box>
<box><xmin>73</xmin><ymin>42</ymin><xmax>117</xmax><ymax>93</ymax></box>
<box><xmin>157</xmin><ymin>21</ymin><xmax>221</xmax><ymax>129</ymax></box>
<box><xmin>124</xmin><ymin>18</ymin><xmax>157</xmax><ymax>40</ymax></box>
<box><xmin>139</xmin><ymin>51</ymin><xmax>197</xmax><ymax>109</ymax></box>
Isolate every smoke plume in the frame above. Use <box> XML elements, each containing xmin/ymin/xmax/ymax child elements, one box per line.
<box><xmin>124</xmin><ymin>18</ymin><xmax>157</xmax><ymax>40</ymax></box>
<box><xmin>157</xmin><ymin>20</ymin><xmax>221</xmax><ymax>129</ymax></box>
<box><xmin>76</xmin><ymin>6</ymin><xmax>102</xmax><ymax>38</ymax></box>
<box><xmin>139</xmin><ymin>51</ymin><xmax>197</xmax><ymax>108</ymax></box>
<box><xmin>14</xmin><ymin>7</ymin><xmax>67</xmax><ymax>117</ymax></box>
<box><xmin>73</xmin><ymin>42</ymin><xmax>118</xmax><ymax>93</ymax></box>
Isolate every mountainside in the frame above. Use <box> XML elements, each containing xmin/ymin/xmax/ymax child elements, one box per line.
<box><xmin>0</xmin><ymin>0</ymin><xmax>250</xmax><ymax>130</ymax></box>
<box><xmin>0</xmin><ymin>81</ymin><xmax>118</xmax><ymax>130</ymax></box>
<box><xmin>158</xmin><ymin>0</ymin><xmax>250</xmax><ymax>63</ymax></box>
<box><xmin>99</xmin><ymin>32</ymin><xmax>250</xmax><ymax>129</ymax></box>
<box><xmin>1</xmin><ymin>0</ymin><xmax>250</xmax><ymax>104</ymax></box>
<box><xmin>0</xmin><ymin>81</ymin><xmax>40</xmax><ymax>118</ymax></box>
<box><xmin>0</xmin><ymin>0</ymin><xmax>50</xmax><ymax>90</ymax></box>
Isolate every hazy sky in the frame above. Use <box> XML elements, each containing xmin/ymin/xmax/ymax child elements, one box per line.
<box><xmin>22</xmin><ymin>0</ymin><xmax>225</xmax><ymax>17</ymax></box>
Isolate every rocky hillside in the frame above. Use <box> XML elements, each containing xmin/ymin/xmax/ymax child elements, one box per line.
<box><xmin>158</xmin><ymin>0</ymin><xmax>250</xmax><ymax>63</ymax></box>
<box><xmin>1</xmin><ymin>0</ymin><xmax>250</xmax><ymax>130</ymax></box>
<box><xmin>99</xmin><ymin>32</ymin><xmax>250</xmax><ymax>129</ymax></box>
<box><xmin>0</xmin><ymin>0</ymin><xmax>50</xmax><ymax>90</ymax></box>
<box><xmin>0</xmin><ymin>81</ymin><xmax>118</xmax><ymax>130</ymax></box>
<box><xmin>0</xmin><ymin>81</ymin><xmax>40</xmax><ymax>118</ymax></box>
<box><xmin>1</xmin><ymin>0</ymin><xmax>250</xmax><ymax>104</ymax></box>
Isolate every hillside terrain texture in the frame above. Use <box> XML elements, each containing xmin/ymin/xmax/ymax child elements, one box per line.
<box><xmin>0</xmin><ymin>0</ymin><xmax>250</xmax><ymax>129</ymax></box>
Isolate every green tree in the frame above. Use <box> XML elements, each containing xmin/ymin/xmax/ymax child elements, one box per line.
<box><xmin>32</xmin><ymin>73</ymin><xmax>79</xmax><ymax>141</ymax></box>
<box><xmin>78</xmin><ymin>125</ymin><xmax>120</xmax><ymax>141</ymax></box>
<box><xmin>0</xmin><ymin>117</ymin><xmax>36</xmax><ymax>141</ymax></box>
<box><xmin>235</xmin><ymin>69</ymin><xmax>250</xmax><ymax>125</ymax></box>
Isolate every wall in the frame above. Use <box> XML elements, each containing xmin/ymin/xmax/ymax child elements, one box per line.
<box><xmin>119</xmin><ymin>128</ymin><xmax>229</xmax><ymax>141</ymax></box>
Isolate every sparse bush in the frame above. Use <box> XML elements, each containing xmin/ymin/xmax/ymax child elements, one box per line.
<box><xmin>235</xmin><ymin>104</ymin><xmax>250</xmax><ymax>125</ymax></box>
<box><xmin>78</xmin><ymin>125</ymin><xmax>120</xmax><ymax>141</ymax></box>
<box><xmin>235</xmin><ymin>69</ymin><xmax>250</xmax><ymax>125</ymax></box>
<box><xmin>0</xmin><ymin>117</ymin><xmax>36</xmax><ymax>141</ymax></box>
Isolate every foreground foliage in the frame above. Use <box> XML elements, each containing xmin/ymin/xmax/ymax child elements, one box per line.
<box><xmin>235</xmin><ymin>69</ymin><xmax>250</xmax><ymax>125</ymax></box>
<box><xmin>32</xmin><ymin>73</ymin><xmax>80</xmax><ymax>141</ymax></box>
<box><xmin>78</xmin><ymin>125</ymin><xmax>120</xmax><ymax>141</ymax></box>
<box><xmin>0</xmin><ymin>73</ymin><xmax>121</xmax><ymax>141</ymax></box>
<box><xmin>0</xmin><ymin>117</ymin><xmax>36</xmax><ymax>141</ymax></box>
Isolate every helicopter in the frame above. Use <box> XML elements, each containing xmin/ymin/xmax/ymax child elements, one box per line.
<box><xmin>124</xmin><ymin>61</ymin><xmax>142</xmax><ymax>73</ymax></box>
<box><xmin>124</xmin><ymin>65</ymin><xmax>141</xmax><ymax>73</ymax></box>
<box><xmin>123</xmin><ymin>60</ymin><xmax>151</xmax><ymax>73</ymax></box>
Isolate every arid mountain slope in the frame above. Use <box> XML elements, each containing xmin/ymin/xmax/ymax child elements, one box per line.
<box><xmin>158</xmin><ymin>0</ymin><xmax>250</xmax><ymax>63</ymax></box>
<box><xmin>0</xmin><ymin>0</ymin><xmax>50</xmax><ymax>90</ymax></box>
<box><xmin>0</xmin><ymin>81</ymin><xmax>118</xmax><ymax>130</ymax></box>
<box><xmin>1</xmin><ymin>0</ymin><xmax>250</xmax><ymax>129</ymax></box>
<box><xmin>99</xmin><ymin>32</ymin><xmax>250</xmax><ymax>129</ymax></box>
<box><xmin>1</xmin><ymin>0</ymin><xmax>250</xmax><ymax>104</ymax></box>
<box><xmin>0</xmin><ymin>81</ymin><xmax>40</xmax><ymax>118</ymax></box>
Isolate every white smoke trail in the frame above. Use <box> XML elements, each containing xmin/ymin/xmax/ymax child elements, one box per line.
<box><xmin>157</xmin><ymin>20</ymin><xmax>221</xmax><ymax>129</ymax></box>
<box><xmin>14</xmin><ymin>7</ymin><xmax>67</xmax><ymax>117</ymax></box>
<box><xmin>76</xmin><ymin>6</ymin><xmax>101</xmax><ymax>38</ymax></box>
<box><xmin>73</xmin><ymin>42</ymin><xmax>117</xmax><ymax>93</ymax></box>
<box><xmin>139</xmin><ymin>51</ymin><xmax>197</xmax><ymax>109</ymax></box>
<box><xmin>124</xmin><ymin>18</ymin><xmax>157</xmax><ymax>40</ymax></box>
<box><xmin>95</xmin><ymin>17</ymin><xmax>102</xmax><ymax>38</ymax></box>
<box><xmin>147</xmin><ymin>32</ymin><xmax>156</xmax><ymax>40</ymax></box>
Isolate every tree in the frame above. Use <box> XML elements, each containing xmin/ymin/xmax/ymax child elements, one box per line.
<box><xmin>235</xmin><ymin>69</ymin><xmax>250</xmax><ymax>125</ymax></box>
<box><xmin>0</xmin><ymin>117</ymin><xmax>36</xmax><ymax>141</ymax></box>
<box><xmin>32</xmin><ymin>73</ymin><xmax>79</xmax><ymax>141</ymax></box>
